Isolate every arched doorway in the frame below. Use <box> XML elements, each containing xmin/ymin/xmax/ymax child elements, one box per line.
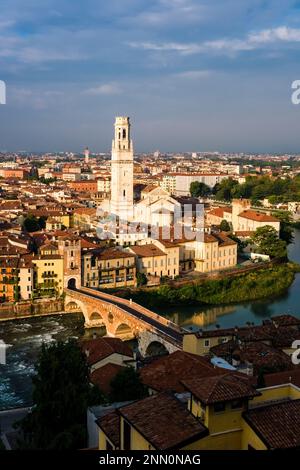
<box><xmin>145</xmin><ymin>341</ymin><xmax>169</xmax><ymax>358</ymax></box>
<box><xmin>67</xmin><ymin>278</ymin><xmax>77</xmax><ymax>289</ymax></box>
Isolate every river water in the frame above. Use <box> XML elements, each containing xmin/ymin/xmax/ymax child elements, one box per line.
<box><xmin>0</xmin><ymin>231</ymin><xmax>299</xmax><ymax>410</ymax></box>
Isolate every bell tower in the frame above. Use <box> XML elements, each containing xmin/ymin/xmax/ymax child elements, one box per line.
<box><xmin>110</xmin><ymin>116</ymin><xmax>134</xmax><ymax>221</ymax></box>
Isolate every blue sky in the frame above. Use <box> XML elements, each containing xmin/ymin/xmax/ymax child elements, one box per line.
<box><xmin>1</xmin><ymin>0</ymin><xmax>300</xmax><ymax>152</ymax></box>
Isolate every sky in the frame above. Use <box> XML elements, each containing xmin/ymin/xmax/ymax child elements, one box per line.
<box><xmin>1</xmin><ymin>0</ymin><xmax>300</xmax><ymax>153</ymax></box>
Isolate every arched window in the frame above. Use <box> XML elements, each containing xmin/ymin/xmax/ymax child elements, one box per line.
<box><xmin>122</xmin><ymin>129</ymin><xmax>126</xmax><ymax>139</ymax></box>
<box><xmin>123</xmin><ymin>190</ymin><xmax>126</xmax><ymax>197</ymax></box>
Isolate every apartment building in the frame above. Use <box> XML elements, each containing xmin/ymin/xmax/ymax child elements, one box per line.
<box><xmin>194</xmin><ymin>232</ymin><xmax>238</xmax><ymax>273</ymax></box>
<box><xmin>31</xmin><ymin>254</ymin><xmax>64</xmax><ymax>298</ymax></box>
<box><xmin>82</xmin><ymin>247</ymin><xmax>136</xmax><ymax>289</ymax></box>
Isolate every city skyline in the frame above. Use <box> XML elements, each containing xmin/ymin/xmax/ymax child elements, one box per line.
<box><xmin>1</xmin><ymin>1</ymin><xmax>300</xmax><ymax>152</ymax></box>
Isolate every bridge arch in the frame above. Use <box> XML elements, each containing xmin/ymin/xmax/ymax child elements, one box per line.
<box><xmin>89</xmin><ymin>311</ymin><xmax>103</xmax><ymax>322</ymax></box>
<box><xmin>65</xmin><ymin>301</ymin><xmax>81</xmax><ymax>312</ymax></box>
<box><xmin>145</xmin><ymin>340</ymin><xmax>169</xmax><ymax>357</ymax></box>
<box><xmin>114</xmin><ymin>323</ymin><xmax>133</xmax><ymax>339</ymax></box>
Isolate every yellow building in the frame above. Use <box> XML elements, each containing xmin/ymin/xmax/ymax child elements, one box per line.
<box><xmin>129</xmin><ymin>243</ymin><xmax>178</xmax><ymax>279</ymax></box>
<box><xmin>97</xmin><ymin>375</ymin><xmax>300</xmax><ymax>450</ymax></box>
<box><xmin>195</xmin><ymin>232</ymin><xmax>238</xmax><ymax>273</ymax></box>
<box><xmin>183</xmin><ymin>329</ymin><xmax>234</xmax><ymax>356</ymax></box>
<box><xmin>83</xmin><ymin>247</ymin><xmax>136</xmax><ymax>289</ymax></box>
<box><xmin>32</xmin><ymin>254</ymin><xmax>64</xmax><ymax>298</ymax></box>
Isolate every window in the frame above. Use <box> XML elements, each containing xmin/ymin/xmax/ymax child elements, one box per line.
<box><xmin>123</xmin><ymin>420</ymin><xmax>131</xmax><ymax>450</ymax></box>
<box><xmin>231</xmin><ymin>399</ymin><xmax>244</xmax><ymax>409</ymax></box>
<box><xmin>213</xmin><ymin>402</ymin><xmax>226</xmax><ymax>413</ymax></box>
<box><xmin>204</xmin><ymin>339</ymin><xmax>210</xmax><ymax>347</ymax></box>
<box><xmin>71</xmin><ymin>251</ymin><xmax>74</xmax><ymax>257</ymax></box>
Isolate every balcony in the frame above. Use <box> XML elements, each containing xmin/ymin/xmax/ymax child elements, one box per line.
<box><xmin>41</xmin><ymin>272</ymin><xmax>58</xmax><ymax>279</ymax></box>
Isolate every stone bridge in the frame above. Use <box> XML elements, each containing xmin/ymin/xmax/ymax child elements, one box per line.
<box><xmin>64</xmin><ymin>287</ymin><xmax>183</xmax><ymax>357</ymax></box>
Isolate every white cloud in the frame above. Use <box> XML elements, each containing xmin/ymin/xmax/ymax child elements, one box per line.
<box><xmin>83</xmin><ymin>83</ymin><xmax>122</xmax><ymax>95</ymax></box>
<box><xmin>128</xmin><ymin>26</ymin><xmax>300</xmax><ymax>56</ymax></box>
<box><xmin>249</xmin><ymin>26</ymin><xmax>300</xmax><ymax>44</ymax></box>
<box><xmin>175</xmin><ymin>70</ymin><xmax>211</xmax><ymax>79</ymax></box>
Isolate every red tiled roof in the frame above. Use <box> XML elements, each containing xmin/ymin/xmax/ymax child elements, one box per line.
<box><xmin>182</xmin><ymin>374</ymin><xmax>260</xmax><ymax>405</ymax></box>
<box><xmin>97</xmin><ymin>411</ymin><xmax>120</xmax><ymax>448</ymax></box>
<box><xmin>81</xmin><ymin>337</ymin><xmax>133</xmax><ymax>366</ymax></box>
<box><xmin>119</xmin><ymin>392</ymin><xmax>208</xmax><ymax>450</ymax></box>
<box><xmin>243</xmin><ymin>400</ymin><xmax>300</xmax><ymax>449</ymax></box>
<box><xmin>90</xmin><ymin>363</ymin><xmax>125</xmax><ymax>395</ymax></box>
<box><xmin>262</xmin><ymin>369</ymin><xmax>300</xmax><ymax>388</ymax></box>
<box><xmin>140</xmin><ymin>350</ymin><xmax>224</xmax><ymax>393</ymax></box>
<box><xmin>208</xmin><ymin>207</ymin><xmax>232</xmax><ymax>218</ymax></box>
<box><xmin>238</xmin><ymin>210</ymin><xmax>279</xmax><ymax>223</ymax></box>
<box><xmin>130</xmin><ymin>244</ymin><xmax>166</xmax><ymax>258</ymax></box>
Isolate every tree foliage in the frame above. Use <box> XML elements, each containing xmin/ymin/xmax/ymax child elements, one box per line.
<box><xmin>109</xmin><ymin>367</ymin><xmax>148</xmax><ymax>403</ymax></box>
<box><xmin>18</xmin><ymin>339</ymin><xmax>104</xmax><ymax>449</ymax></box>
<box><xmin>251</xmin><ymin>226</ymin><xmax>287</xmax><ymax>259</ymax></box>
<box><xmin>220</xmin><ymin>219</ymin><xmax>231</xmax><ymax>232</ymax></box>
<box><xmin>214</xmin><ymin>175</ymin><xmax>300</xmax><ymax>203</ymax></box>
<box><xmin>22</xmin><ymin>214</ymin><xmax>46</xmax><ymax>232</ymax></box>
<box><xmin>271</xmin><ymin>211</ymin><xmax>294</xmax><ymax>245</ymax></box>
<box><xmin>190</xmin><ymin>181</ymin><xmax>211</xmax><ymax>198</ymax></box>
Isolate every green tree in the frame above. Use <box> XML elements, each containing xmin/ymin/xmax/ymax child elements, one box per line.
<box><xmin>136</xmin><ymin>272</ymin><xmax>147</xmax><ymax>287</ymax></box>
<box><xmin>220</xmin><ymin>219</ymin><xmax>231</xmax><ymax>232</ymax></box>
<box><xmin>109</xmin><ymin>367</ymin><xmax>148</xmax><ymax>403</ymax></box>
<box><xmin>38</xmin><ymin>216</ymin><xmax>47</xmax><ymax>229</ymax></box>
<box><xmin>18</xmin><ymin>339</ymin><xmax>104</xmax><ymax>449</ymax></box>
<box><xmin>213</xmin><ymin>178</ymin><xmax>238</xmax><ymax>202</ymax></box>
<box><xmin>190</xmin><ymin>181</ymin><xmax>211</xmax><ymax>198</ymax></box>
<box><xmin>251</xmin><ymin>226</ymin><xmax>287</xmax><ymax>260</ymax></box>
<box><xmin>271</xmin><ymin>211</ymin><xmax>294</xmax><ymax>245</ymax></box>
<box><xmin>23</xmin><ymin>215</ymin><xmax>40</xmax><ymax>232</ymax></box>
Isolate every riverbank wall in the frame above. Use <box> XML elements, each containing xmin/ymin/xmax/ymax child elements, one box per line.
<box><xmin>0</xmin><ymin>299</ymin><xmax>65</xmax><ymax>322</ymax></box>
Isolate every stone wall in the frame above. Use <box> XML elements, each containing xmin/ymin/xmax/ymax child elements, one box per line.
<box><xmin>0</xmin><ymin>299</ymin><xmax>65</xmax><ymax>321</ymax></box>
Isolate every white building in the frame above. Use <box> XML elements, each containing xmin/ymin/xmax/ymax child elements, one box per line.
<box><xmin>161</xmin><ymin>173</ymin><xmax>229</xmax><ymax>196</ymax></box>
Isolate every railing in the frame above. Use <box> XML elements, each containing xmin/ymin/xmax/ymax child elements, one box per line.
<box><xmin>42</xmin><ymin>273</ymin><xmax>58</xmax><ymax>278</ymax></box>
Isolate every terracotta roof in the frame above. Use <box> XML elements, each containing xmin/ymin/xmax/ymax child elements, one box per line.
<box><xmin>271</xmin><ymin>315</ymin><xmax>300</xmax><ymax>327</ymax></box>
<box><xmin>140</xmin><ymin>350</ymin><xmax>224</xmax><ymax>393</ymax></box>
<box><xmin>87</xmin><ymin>247</ymin><xmax>135</xmax><ymax>261</ymax></box>
<box><xmin>208</xmin><ymin>207</ymin><xmax>232</xmax><ymax>218</ymax></box>
<box><xmin>182</xmin><ymin>374</ymin><xmax>260</xmax><ymax>405</ymax></box>
<box><xmin>243</xmin><ymin>400</ymin><xmax>300</xmax><ymax>449</ymax></box>
<box><xmin>130</xmin><ymin>244</ymin><xmax>166</xmax><ymax>258</ymax></box>
<box><xmin>211</xmin><ymin>340</ymin><xmax>292</xmax><ymax>375</ymax></box>
<box><xmin>141</xmin><ymin>185</ymin><xmax>159</xmax><ymax>193</ymax></box>
<box><xmin>90</xmin><ymin>363</ymin><xmax>125</xmax><ymax>396</ymax></box>
<box><xmin>238</xmin><ymin>210</ymin><xmax>279</xmax><ymax>223</ymax></box>
<box><xmin>97</xmin><ymin>411</ymin><xmax>120</xmax><ymax>448</ymax></box>
<box><xmin>119</xmin><ymin>392</ymin><xmax>208</xmax><ymax>450</ymax></box>
<box><xmin>81</xmin><ymin>337</ymin><xmax>133</xmax><ymax>366</ymax></box>
<box><xmin>262</xmin><ymin>369</ymin><xmax>300</xmax><ymax>388</ymax></box>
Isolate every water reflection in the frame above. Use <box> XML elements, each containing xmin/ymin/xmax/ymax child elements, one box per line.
<box><xmin>161</xmin><ymin>230</ymin><xmax>300</xmax><ymax>330</ymax></box>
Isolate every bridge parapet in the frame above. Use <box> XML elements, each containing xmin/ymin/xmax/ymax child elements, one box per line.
<box><xmin>79</xmin><ymin>286</ymin><xmax>181</xmax><ymax>334</ymax></box>
<box><xmin>64</xmin><ymin>287</ymin><xmax>183</xmax><ymax>357</ymax></box>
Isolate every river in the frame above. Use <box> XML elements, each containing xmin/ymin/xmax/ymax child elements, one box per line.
<box><xmin>0</xmin><ymin>230</ymin><xmax>300</xmax><ymax>410</ymax></box>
